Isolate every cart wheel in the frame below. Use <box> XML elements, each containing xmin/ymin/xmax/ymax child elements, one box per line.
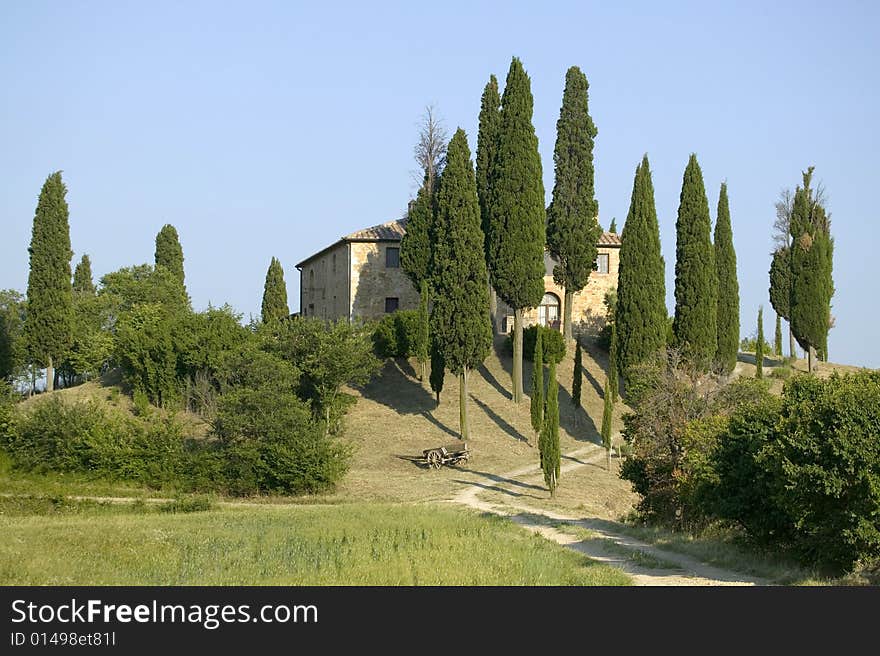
<box><xmin>426</xmin><ymin>450</ymin><xmax>442</xmax><ymax>469</ymax></box>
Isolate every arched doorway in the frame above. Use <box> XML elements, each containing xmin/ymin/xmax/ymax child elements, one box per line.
<box><xmin>537</xmin><ymin>292</ymin><xmax>560</xmax><ymax>329</ymax></box>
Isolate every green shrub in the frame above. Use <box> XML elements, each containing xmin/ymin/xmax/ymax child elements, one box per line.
<box><xmin>372</xmin><ymin>310</ymin><xmax>421</xmax><ymax>358</ymax></box>
<box><xmin>504</xmin><ymin>325</ymin><xmax>566</xmax><ymax>364</ymax></box>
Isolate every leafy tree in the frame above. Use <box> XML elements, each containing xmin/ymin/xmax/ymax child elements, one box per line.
<box><xmin>476</xmin><ymin>74</ymin><xmax>501</xmax><ymax>263</ymax></box>
<box><xmin>530</xmin><ymin>328</ymin><xmax>544</xmax><ymax>435</ymax></box>
<box><xmin>539</xmin><ymin>360</ymin><xmax>561</xmax><ymax>496</ymax></box>
<box><xmin>487</xmin><ymin>57</ymin><xmax>546</xmax><ymax>403</ymax></box>
<box><xmin>789</xmin><ymin>167</ymin><xmax>834</xmax><ymax>371</ymax></box>
<box><xmin>673</xmin><ymin>155</ymin><xmax>717</xmax><ymax>368</ymax></box>
<box><xmin>0</xmin><ymin>290</ymin><xmax>26</xmax><ymax>383</ymax></box>
<box><xmin>429</xmin><ymin>340</ymin><xmax>445</xmax><ymax>403</ymax></box>
<box><xmin>73</xmin><ymin>254</ymin><xmax>96</xmax><ymax>295</ymax></box>
<box><xmin>609</xmin><ymin>218</ymin><xmax>617</xmax><ymax>233</ymax></box>
<box><xmin>572</xmin><ymin>340</ymin><xmax>582</xmax><ymax>412</ymax></box>
<box><xmin>430</xmin><ymin>129</ymin><xmax>492</xmax><ymax>440</ymax></box>
<box><xmin>756</xmin><ymin>306</ymin><xmax>764</xmax><ymax>379</ymax></box>
<box><xmin>546</xmin><ymin>66</ymin><xmax>601</xmax><ymax>340</ymax></box>
<box><xmin>99</xmin><ymin>264</ymin><xmax>189</xmax><ymax>322</ymax></box>
<box><xmin>714</xmin><ymin>183</ymin><xmax>740</xmax><ymax>374</ymax></box>
<box><xmin>24</xmin><ymin>171</ymin><xmax>73</xmax><ymax>392</ymax></box>
<box><xmin>601</xmin><ymin>376</ymin><xmax>613</xmax><ymax>469</ymax></box>
<box><xmin>115</xmin><ymin>303</ymin><xmax>179</xmax><ymax>406</ymax></box>
<box><xmin>154</xmin><ymin>224</ymin><xmax>185</xmax><ymax>291</ymax></box>
<box><xmin>615</xmin><ymin>156</ymin><xmax>666</xmax><ymax>382</ymax></box>
<box><xmin>774</xmin><ymin>314</ymin><xmax>783</xmax><ymax>358</ymax></box>
<box><xmin>261</xmin><ymin>257</ymin><xmax>289</xmax><ymax>324</ymax></box>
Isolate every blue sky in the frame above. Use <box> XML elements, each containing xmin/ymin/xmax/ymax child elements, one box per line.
<box><xmin>2</xmin><ymin>1</ymin><xmax>878</xmax><ymax>367</ymax></box>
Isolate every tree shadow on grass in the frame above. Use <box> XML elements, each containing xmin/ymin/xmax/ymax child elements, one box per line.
<box><xmin>451</xmin><ymin>479</ymin><xmax>544</xmax><ymax>500</ymax></box>
<box><xmin>477</xmin><ymin>362</ymin><xmax>512</xmax><ymax>400</ymax></box>
<box><xmin>455</xmin><ymin>468</ymin><xmax>546</xmax><ymax>493</ymax></box>
<box><xmin>422</xmin><ymin>411</ymin><xmax>460</xmax><ymax>439</ymax></box>
<box><xmin>470</xmin><ymin>394</ymin><xmax>528</xmax><ymax>443</ymax></box>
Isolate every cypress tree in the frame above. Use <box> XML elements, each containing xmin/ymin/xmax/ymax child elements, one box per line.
<box><xmin>476</xmin><ymin>74</ymin><xmax>501</xmax><ymax>263</ymax></box>
<box><xmin>769</xmin><ymin>246</ymin><xmax>795</xmax><ymax>357</ymax></box>
<box><xmin>608</xmin><ymin>319</ymin><xmax>619</xmax><ymax>403</ymax></box>
<box><xmin>546</xmin><ymin>66</ymin><xmax>601</xmax><ymax>341</ymax></box>
<box><xmin>609</xmin><ymin>217</ymin><xmax>617</xmax><ymax>233</ymax></box>
<box><xmin>400</xmin><ymin>184</ymin><xmax>434</xmax><ymax>289</ymax></box>
<box><xmin>24</xmin><ymin>171</ymin><xmax>73</xmax><ymax>392</ymax></box>
<box><xmin>154</xmin><ymin>224</ymin><xmax>185</xmax><ymax>287</ymax></box>
<box><xmin>530</xmin><ymin>328</ymin><xmax>544</xmax><ymax>435</ymax></box>
<box><xmin>430</xmin><ymin>129</ymin><xmax>492</xmax><ymax>440</ymax></box>
<box><xmin>756</xmin><ymin>306</ymin><xmax>764</xmax><ymax>379</ymax></box>
<box><xmin>572</xmin><ymin>340</ymin><xmax>582</xmax><ymax>412</ymax></box>
<box><xmin>429</xmin><ymin>341</ymin><xmax>445</xmax><ymax>403</ymax></box>
<box><xmin>601</xmin><ymin>376</ymin><xmax>613</xmax><ymax>470</ymax></box>
<box><xmin>415</xmin><ymin>280</ymin><xmax>430</xmax><ymax>382</ymax></box>
<box><xmin>673</xmin><ymin>154</ymin><xmax>717</xmax><ymax>368</ymax></box>
<box><xmin>539</xmin><ymin>360</ymin><xmax>561</xmax><ymax>496</ymax></box>
<box><xmin>790</xmin><ymin>167</ymin><xmax>833</xmax><ymax>371</ymax></box>
<box><xmin>714</xmin><ymin>183</ymin><xmax>740</xmax><ymax>374</ymax></box>
<box><xmin>615</xmin><ymin>156</ymin><xmax>667</xmax><ymax>381</ymax></box>
<box><xmin>261</xmin><ymin>257</ymin><xmax>289</xmax><ymax>324</ymax></box>
<box><xmin>72</xmin><ymin>254</ymin><xmax>96</xmax><ymax>296</ymax></box>
<box><xmin>774</xmin><ymin>314</ymin><xmax>783</xmax><ymax>358</ymax></box>
<box><xmin>487</xmin><ymin>57</ymin><xmax>546</xmax><ymax>403</ymax></box>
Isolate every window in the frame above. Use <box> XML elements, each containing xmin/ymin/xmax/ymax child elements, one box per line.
<box><xmin>308</xmin><ymin>303</ymin><xmax>314</xmax><ymax>316</ymax></box>
<box><xmin>538</xmin><ymin>293</ymin><xmax>560</xmax><ymax>328</ymax></box>
<box><xmin>386</xmin><ymin>247</ymin><xmax>400</xmax><ymax>268</ymax></box>
<box><xmin>385</xmin><ymin>297</ymin><xmax>399</xmax><ymax>313</ymax></box>
<box><xmin>596</xmin><ymin>253</ymin><xmax>609</xmax><ymax>274</ymax></box>
<box><xmin>332</xmin><ymin>253</ymin><xmax>337</xmax><ymax>273</ymax></box>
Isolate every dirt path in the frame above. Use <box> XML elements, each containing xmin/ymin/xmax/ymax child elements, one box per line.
<box><xmin>449</xmin><ymin>445</ymin><xmax>770</xmax><ymax>586</ymax></box>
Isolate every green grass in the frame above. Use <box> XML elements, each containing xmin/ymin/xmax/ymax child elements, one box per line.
<box><xmin>0</xmin><ymin>502</ymin><xmax>631</xmax><ymax>586</ymax></box>
<box><xmin>552</xmin><ymin>522</ymin><xmax>683</xmax><ymax>571</ymax></box>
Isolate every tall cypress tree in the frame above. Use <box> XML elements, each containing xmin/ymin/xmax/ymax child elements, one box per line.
<box><xmin>790</xmin><ymin>167</ymin><xmax>833</xmax><ymax>371</ymax></box>
<box><xmin>572</xmin><ymin>340</ymin><xmax>582</xmax><ymax>412</ymax></box>
<box><xmin>608</xmin><ymin>319</ymin><xmax>619</xmax><ymax>403</ymax></box>
<box><xmin>673</xmin><ymin>154</ymin><xmax>717</xmax><ymax>368</ymax></box>
<box><xmin>546</xmin><ymin>66</ymin><xmax>601</xmax><ymax>341</ymax></box>
<box><xmin>24</xmin><ymin>171</ymin><xmax>73</xmax><ymax>392</ymax></box>
<box><xmin>769</xmin><ymin>246</ymin><xmax>795</xmax><ymax>357</ymax></box>
<box><xmin>476</xmin><ymin>74</ymin><xmax>501</xmax><ymax>263</ymax></box>
<box><xmin>400</xmin><ymin>184</ymin><xmax>434</xmax><ymax>289</ymax></box>
<box><xmin>154</xmin><ymin>224</ymin><xmax>185</xmax><ymax>286</ymax></box>
<box><xmin>429</xmin><ymin>341</ymin><xmax>445</xmax><ymax>404</ymax></box>
<box><xmin>539</xmin><ymin>360</ymin><xmax>561</xmax><ymax>496</ymax></box>
<box><xmin>714</xmin><ymin>183</ymin><xmax>740</xmax><ymax>374</ymax></box>
<box><xmin>609</xmin><ymin>218</ymin><xmax>617</xmax><ymax>233</ymax></box>
<box><xmin>430</xmin><ymin>129</ymin><xmax>492</xmax><ymax>441</ymax></box>
<box><xmin>615</xmin><ymin>156</ymin><xmax>666</xmax><ymax>381</ymax></box>
<box><xmin>530</xmin><ymin>329</ymin><xmax>544</xmax><ymax>436</ymax></box>
<box><xmin>488</xmin><ymin>57</ymin><xmax>547</xmax><ymax>403</ymax></box>
<box><xmin>261</xmin><ymin>257</ymin><xmax>289</xmax><ymax>324</ymax></box>
<box><xmin>774</xmin><ymin>314</ymin><xmax>783</xmax><ymax>358</ymax></box>
<box><xmin>415</xmin><ymin>280</ymin><xmax>430</xmax><ymax>382</ymax></box>
<box><xmin>601</xmin><ymin>376</ymin><xmax>613</xmax><ymax>470</ymax></box>
<box><xmin>756</xmin><ymin>306</ymin><xmax>764</xmax><ymax>379</ymax></box>
<box><xmin>72</xmin><ymin>254</ymin><xmax>96</xmax><ymax>296</ymax></box>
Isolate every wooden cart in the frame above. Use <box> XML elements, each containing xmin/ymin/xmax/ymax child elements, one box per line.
<box><xmin>422</xmin><ymin>442</ymin><xmax>470</xmax><ymax>469</ymax></box>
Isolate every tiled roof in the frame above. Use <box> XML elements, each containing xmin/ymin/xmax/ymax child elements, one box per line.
<box><xmin>598</xmin><ymin>231</ymin><xmax>622</xmax><ymax>246</ymax></box>
<box><xmin>344</xmin><ymin>218</ymin><xmax>408</xmax><ymax>241</ymax></box>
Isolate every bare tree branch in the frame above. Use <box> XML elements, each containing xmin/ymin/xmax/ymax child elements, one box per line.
<box><xmin>411</xmin><ymin>104</ymin><xmax>448</xmax><ymax>195</ymax></box>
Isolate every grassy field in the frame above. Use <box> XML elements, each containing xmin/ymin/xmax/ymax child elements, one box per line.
<box><xmin>0</xmin><ymin>501</ymin><xmax>630</xmax><ymax>585</ymax></box>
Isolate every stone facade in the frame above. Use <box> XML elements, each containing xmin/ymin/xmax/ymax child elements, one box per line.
<box><xmin>297</xmin><ymin>218</ymin><xmax>620</xmax><ymax>330</ymax></box>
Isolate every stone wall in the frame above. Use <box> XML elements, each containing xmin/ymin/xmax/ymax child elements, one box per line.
<box><xmin>349</xmin><ymin>241</ymin><xmax>420</xmax><ymax>321</ymax></box>
<box><xmin>300</xmin><ymin>241</ymin><xmax>350</xmax><ymax>321</ymax></box>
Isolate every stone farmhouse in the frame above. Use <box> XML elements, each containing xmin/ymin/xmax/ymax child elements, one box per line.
<box><xmin>295</xmin><ymin>218</ymin><xmax>620</xmax><ymax>335</ymax></box>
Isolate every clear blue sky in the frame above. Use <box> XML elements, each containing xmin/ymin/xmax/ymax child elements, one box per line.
<box><xmin>2</xmin><ymin>1</ymin><xmax>878</xmax><ymax>367</ymax></box>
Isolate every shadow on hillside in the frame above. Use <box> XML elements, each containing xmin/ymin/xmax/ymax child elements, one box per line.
<box><xmin>477</xmin><ymin>362</ymin><xmax>512</xmax><ymax>400</ymax></box>
<box><xmin>454</xmin><ymin>465</ymin><xmax>546</xmax><ymax>493</ymax></box>
<box><xmin>470</xmin><ymin>394</ymin><xmax>528</xmax><ymax>443</ymax></box>
<box><xmin>360</xmin><ymin>358</ymin><xmax>458</xmax><ymax>436</ymax></box>
<box><xmin>452</xmin><ymin>479</ymin><xmax>544</xmax><ymax>500</ymax></box>
<box><xmin>737</xmin><ymin>352</ymin><xmax>782</xmax><ymax>368</ymax></box>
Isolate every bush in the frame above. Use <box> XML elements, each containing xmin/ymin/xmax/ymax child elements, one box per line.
<box><xmin>504</xmin><ymin>325</ymin><xmax>566</xmax><ymax>364</ymax></box>
<box><xmin>372</xmin><ymin>310</ymin><xmax>421</xmax><ymax>358</ymax></box>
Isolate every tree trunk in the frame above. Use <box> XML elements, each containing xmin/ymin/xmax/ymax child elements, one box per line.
<box><xmin>488</xmin><ymin>275</ymin><xmax>497</xmax><ymax>334</ymax></box>
<box><xmin>513</xmin><ymin>308</ymin><xmax>524</xmax><ymax>403</ymax></box>
<box><xmin>563</xmin><ymin>288</ymin><xmax>573</xmax><ymax>341</ymax></box>
<box><xmin>788</xmin><ymin>324</ymin><xmax>796</xmax><ymax>360</ymax></box>
<box><xmin>459</xmin><ymin>368</ymin><xmax>469</xmax><ymax>441</ymax></box>
<box><xmin>46</xmin><ymin>357</ymin><xmax>54</xmax><ymax>393</ymax></box>
<box><xmin>606</xmin><ymin>447</ymin><xmax>612</xmax><ymax>472</ymax></box>
<box><xmin>808</xmin><ymin>345</ymin><xmax>816</xmax><ymax>374</ymax></box>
